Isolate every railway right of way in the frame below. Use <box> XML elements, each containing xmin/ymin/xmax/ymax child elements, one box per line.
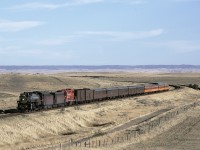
<box><xmin>0</xmin><ymin>84</ymin><xmax>182</xmax><ymax>120</ymax></box>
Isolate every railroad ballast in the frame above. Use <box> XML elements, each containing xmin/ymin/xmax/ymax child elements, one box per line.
<box><xmin>17</xmin><ymin>82</ymin><xmax>169</xmax><ymax>112</ymax></box>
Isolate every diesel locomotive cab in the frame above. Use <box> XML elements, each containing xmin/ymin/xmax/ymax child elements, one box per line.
<box><xmin>17</xmin><ymin>92</ymin><xmax>42</xmax><ymax>112</ymax></box>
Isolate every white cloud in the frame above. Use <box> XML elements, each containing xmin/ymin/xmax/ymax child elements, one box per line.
<box><xmin>10</xmin><ymin>2</ymin><xmax>62</xmax><ymax>10</ymax></box>
<box><xmin>31</xmin><ymin>29</ymin><xmax>162</xmax><ymax>46</ymax></box>
<box><xmin>38</xmin><ymin>36</ymin><xmax>71</xmax><ymax>46</ymax></box>
<box><xmin>173</xmin><ymin>0</ymin><xmax>200</xmax><ymax>2</ymax></box>
<box><xmin>37</xmin><ymin>29</ymin><xmax>163</xmax><ymax>44</ymax></box>
<box><xmin>0</xmin><ymin>46</ymin><xmax>20</xmax><ymax>52</ymax></box>
<box><xmin>165</xmin><ymin>41</ymin><xmax>200</xmax><ymax>53</ymax></box>
<box><xmin>111</xmin><ymin>0</ymin><xmax>146</xmax><ymax>4</ymax></box>
<box><xmin>75</xmin><ymin>0</ymin><xmax>104</xmax><ymax>4</ymax></box>
<box><xmin>0</xmin><ymin>46</ymin><xmax>70</xmax><ymax>58</ymax></box>
<box><xmin>146</xmin><ymin>40</ymin><xmax>200</xmax><ymax>53</ymax></box>
<box><xmin>10</xmin><ymin>1</ymin><xmax>103</xmax><ymax>10</ymax></box>
<box><xmin>9</xmin><ymin>0</ymin><xmax>145</xmax><ymax>10</ymax></box>
<box><xmin>79</xmin><ymin>29</ymin><xmax>164</xmax><ymax>41</ymax></box>
<box><xmin>0</xmin><ymin>20</ymin><xmax>42</xmax><ymax>32</ymax></box>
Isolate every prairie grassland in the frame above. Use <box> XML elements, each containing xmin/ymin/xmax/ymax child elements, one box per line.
<box><xmin>0</xmin><ymin>72</ymin><xmax>200</xmax><ymax>150</ymax></box>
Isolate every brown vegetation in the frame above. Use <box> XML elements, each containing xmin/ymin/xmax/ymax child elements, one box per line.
<box><xmin>0</xmin><ymin>72</ymin><xmax>200</xmax><ymax>150</ymax></box>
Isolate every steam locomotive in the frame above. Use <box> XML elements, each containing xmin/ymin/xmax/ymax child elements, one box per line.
<box><xmin>17</xmin><ymin>82</ymin><xmax>169</xmax><ymax>112</ymax></box>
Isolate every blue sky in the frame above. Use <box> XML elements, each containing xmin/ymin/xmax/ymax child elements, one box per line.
<box><xmin>0</xmin><ymin>0</ymin><xmax>200</xmax><ymax>65</ymax></box>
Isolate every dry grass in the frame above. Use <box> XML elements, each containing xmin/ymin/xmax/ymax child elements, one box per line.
<box><xmin>0</xmin><ymin>72</ymin><xmax>200</xmax><ymax>149</ymax></box>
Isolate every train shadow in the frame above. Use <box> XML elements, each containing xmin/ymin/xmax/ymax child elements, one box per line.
<box><xmin>2</xmin><ymin>109</ymin><xmax>18</xmax><ymax>114</ymax></box>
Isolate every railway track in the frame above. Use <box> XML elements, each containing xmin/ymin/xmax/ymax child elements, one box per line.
<box><xmin>0</xmin><ymin>84</ymin><xmax>182</xmax><ymax>119</ymax></box>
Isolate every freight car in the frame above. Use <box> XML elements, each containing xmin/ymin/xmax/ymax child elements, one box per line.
<box><xmin>17</xmin><ymin>82</ymin><xmax>170</xmax><ymax>112</ymax></box>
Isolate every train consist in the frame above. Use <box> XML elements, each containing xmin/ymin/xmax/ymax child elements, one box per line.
<box><xmin>17</xmin><ymin>82</ymin><xmax>170</xmax><ymax>112</ymax></box>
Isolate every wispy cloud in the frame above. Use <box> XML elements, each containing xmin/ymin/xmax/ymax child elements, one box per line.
<box><xmin>9</xmin><ymin>1</ymin><xmax>103</xmax><ymax>10</ymax></box>
<box><xmin>75</xmin><ymin>0</ymin><xmax>104</xmax><ymax>4</ymax></box>
<box><xmin>0</xmin><ymin>45</ymin><xmax>73</xmax><ymax>65</ymax></box>
<box><xmin>112</xmin><ymin>0</ymin><xmax>146</xmax><ymax>4</ymax></box>
<box><xmin>79</xmin><ymin>29</ymin><xmax>164</xmax><ymax>41</ymax></box>
<box><xmin>10</xmin><ymin>2</ymin><xmax>63</xmax><ymax>10</ymax></box>
<box><xmin>33</xmin><ymin>29</ymin><xmax>161</xmax><ymax>46</ymax></box>
<box><xmin>165</xmin><ymin>41</ymin><xmax>200</xmax><ymax>53</ymax></box>
<box><xmin>9</xmin><ymin>0</ymin><xmax>145</xmax><ymax>10</ymax></box>
<box><xmin>0</xmin><ymin>20</ymin><xmax>42</xmax><ymax>32</ymax></box>
<box><xmin>173</xmin><ymin>0</ymin><xmax>200</xmax><ymax>2</ymax></box>
<box><xmin>147</xmin><ymin>40</ymin><xmax>200</xmax><ymax>53</ymax></box>
<box><xmin>37</xmin><ymin>36</ymin><xmax>72</xmax><ymax>46</ymax></box>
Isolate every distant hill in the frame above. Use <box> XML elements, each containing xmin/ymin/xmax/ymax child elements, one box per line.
<box><xmin>0</xmin><ymin>65</ymin><xmax>200</xmax><ymax>73</ymax></box>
